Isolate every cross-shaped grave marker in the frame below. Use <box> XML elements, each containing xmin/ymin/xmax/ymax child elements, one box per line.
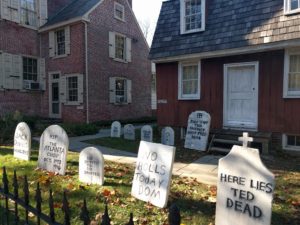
<box><xmin>238</xmin><ymin>132</ymin><xmax>253</xmax><ymax>148</ymax></box>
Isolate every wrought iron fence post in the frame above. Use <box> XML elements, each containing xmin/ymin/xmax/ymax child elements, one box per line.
<box><xmin>168</xmin><ymin>204</ymin><xmax>181</xmax><ymax>225</ymax></box>
<box><xmin>13</xmin><ymin>170</ymin><xmax>19</xmax><ymax>225</ymax></box>
<box><xmin>126</xmin><ymin>213</ymin><xmax>134</xmax><ymax>225</ymax></box>
<box><xmin>35</xmin><ymin>182</ymin><xmax>42</xmax><ymax>225</ymax></box>
<box><xmin>80</xmin><ymin>198</ymin><xmax>90</xmax><ymax>225</ymax></box>
<box><xmin>62</xmin><ymin>191</ymin><xmax>70</xmax><ymax>225</ymax></box>
<box><xmin>101</xmin><ymin>204</ymin><xmax>111</xmax><ymax>225</ymax></box>
<box><xmin>3</xmin><ymin>167</ymin><xmax>10</xmax><ymax>225</ymax></box>
<box><xmin>49</xmin><ymin>189</ymin><xmax>56</xmax><ymax>223</ymax></box>
<box><xmin>23</xmin><ymin>175</ymin><xmax>29</xmax><ymax>224</ymax></box>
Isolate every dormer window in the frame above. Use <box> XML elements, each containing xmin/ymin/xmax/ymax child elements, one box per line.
<box><xmin>180</xmin><ymin>0</ymin><xmax>206</xmax><ymax>34</ymax></box>
<box><xmin>284</xmin><ymin>0</ymin><xmax>300</xmax><ymax>14</ymax></box>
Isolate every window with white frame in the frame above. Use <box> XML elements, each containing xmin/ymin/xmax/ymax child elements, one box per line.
<box><xmin>23</xmin><ymin>57</ymin><xmax>38</xmax><ymax>81</ymax></box>
<box><xmin>109</xmin><ymin>77</ymin><xmax>132</xmax><ymax>104</ymax></box>
<box><xmin>20</xmin><ymin>0</ymin><xmax>37</xmax><ymax>26</ymax></box>
<box><xmin>180</xmin><ymin>0</ymin><xmax>206</xmax><ymax>34</ymax></box>
<box><xmin>284</xmin><ymin>49</ymin><xmax>300</xmax><ymax>97</ymax></box>
<box><xmin>55</xmin><ymin>29</ymin><xmax>66</xmax><ymax>56</ymax></box>
<box><xmin>178</xmin><ymin>61</ymin><xmax>201</xmax><ymax>100</ymax></box>
<box><xmin>114</xmin><ymin>2</ymin><xmax>125</xmax><ymax>21</ymax></box>
<box><xmin>115</xmin><ymin>34</ymin><xmax>126</xmax><ymax>60</ymax></box>
<box><xmin>60</xmin><ymin>74</ymin><xmax>83</xmax><ymax>105</ymax></box>
<box><xmin>283</xmin><ymin>134</ymin><xmax>300</xmax><ymax>151</ymax></box>
<box><xmin>109</xmin><ymin>32</ymin><xmax>132</xmax><ymax>62</ymax></box>
<box><xmin>284</xmin><ymin>0</ymin><xmax>300</xmax><ymax>14</ymax></box>
<box><xmin>49</xmin><ymin>26</ymin><xmax>70</xmax><ymax>58</ymax></box>
<box><xmin>67</xmin><ymin>76</ymin><xmax>78</xmax><ymax>102</ymax></box>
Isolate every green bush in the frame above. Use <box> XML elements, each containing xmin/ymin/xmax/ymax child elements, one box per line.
<box><xmin>61</xmin><ymin>123</ymin><xmax>98</xmax><ymax>136</ymax></box>
<box><xmin>93</xmin><ymin>116</ymin><xmax>157</xmax><ymax>127</ymax></box>
<box><xmin>0</xmin><ymin>111</ymin><xmax>23</xmax><ymax>143</ymax></box>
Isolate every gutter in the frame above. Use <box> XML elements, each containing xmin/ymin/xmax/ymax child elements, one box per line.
<box><xmin>39</xmin><ymin>17</ymin><xmax>90</xmax><ymax>33</ymax></box>
<box><xmin>83</xmin><ymin>21</ymin><xmax>89</xmax><ymax>124</ymax></box>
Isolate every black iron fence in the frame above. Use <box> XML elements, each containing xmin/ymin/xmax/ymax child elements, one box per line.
<box><xmin>0</xmin><ymin>167</ymin><xmax>181</xmax><ymax>225</ymax></box>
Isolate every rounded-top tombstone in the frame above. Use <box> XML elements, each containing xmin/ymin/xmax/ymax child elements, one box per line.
<box><xmin>14</xmin><ymin>122</ymin><xmax>31</xmax><ymax>161</ymax></box>
<box><xmin>124</xmin><ymin>124</ymin><xmax>135</xmax><ymax>140</ymax></box>
<box><xmin>79</xmin><ymin>147</ymin><xmax>104</xmax><ymax>185</ymax></box>
<box><xmin>141</xmin><ymin>125</ymin><xmax>153</xmax><ymax>142</ymax></box>
<box><xmin>38</xmin><ymin>125</ymin><xmax>69</xmax><ymax>175</ymax></box>
<box><xmin>161</xmin><ymin>126</ymin><xmax>175</xmax><ymax>146</ymax></box>
<box><xmin>111</xmin><ymin>121</ymin><xmax>121</xmax><ymax>138</ymax></box>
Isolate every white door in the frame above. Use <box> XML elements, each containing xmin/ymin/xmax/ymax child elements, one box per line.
<box><xmin>49</xmin><ymin>73</ymin><xmax>61</xmax><ymax>118</ymax></box>
<box><xmin>224</xmin><ymin>62</ymin><xmax>259</xmax><ymax>130</ymax></box>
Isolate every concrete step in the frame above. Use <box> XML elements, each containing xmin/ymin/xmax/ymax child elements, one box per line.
<box><xmin>213</xmin><ymin>138</ymin><xmax>241</xmax><ymax>145</ymax></box>
<box><xmin>209</xmin><ymin>147</ymin><xmax>231</xmax><ymax>154</ymax></box>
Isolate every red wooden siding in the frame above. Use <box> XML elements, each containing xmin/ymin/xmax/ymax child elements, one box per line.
<box><xmin>156</xmin><ymin>50</ymin><xmax>300</xmax><ymax>134</ymax></box>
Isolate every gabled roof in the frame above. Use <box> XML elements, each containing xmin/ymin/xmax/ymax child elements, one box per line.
<box><xmin>149</xmin><ymin>0</ymin><xmax>300</xmax><ymax>60</ymax></box>
<box><xmin>44</xmin><ymin>0</ymin><xmax>101</xmax><ymax>27</ymax></box>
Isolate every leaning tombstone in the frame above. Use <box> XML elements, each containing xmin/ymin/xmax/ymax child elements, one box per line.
<box><xmin>79</xmin><ymin>147</ymin><xmax>104</xmax><ymax>185</ymax></box>
<box><xmin>184</xmin><ymin>111</ymin><xmax>211</xmax><ymax>151</ymax></box>
<box><xmin>141</xmin><ymin>125</ymin><xmax>153</xmax><ymax>142</ymax></box>
<box><xmin>131</xmin><ymin>141</ymin><xmax>175</xmax><ymax>208</ymax></box>
<box><xmin>14</xmin><ymin>122</ymin><xmax>31</xmax><ymax>161</ymax></box>
<box><xmin>124</xmin><ymin>124</ymin><xmax>135</xmax><ymax>140</ymax></box>
<box><xmin>161</xmin><ymin>127</ymin><xmax>175</xmax><ymax>146</ymax></box>
<box><xmin>38</xmin><ymin>125</ymin><xmax>69</xmax><ymax>175</ymax></box>
<box><xmin>111</xmin><ymin>121</ymin><xmax>121</xmax><ymax>138</ymax></box>
<box><xmin>215</xmin><ymin>132</ymin><xmax>275</xmax><ymax>225</ymax></box>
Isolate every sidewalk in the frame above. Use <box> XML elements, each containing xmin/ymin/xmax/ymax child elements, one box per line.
<box><xmin>69</xmin><ymin>127</ymin><xmax>219</xmax><ymax>185</ymax></box>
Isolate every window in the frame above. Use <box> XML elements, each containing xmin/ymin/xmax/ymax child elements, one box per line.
<box><xmin>178</xmin><ymin>61</ymin><xmax>201</xmax><ymax>100</ymax></box>
<box><xmin>284</xmin><ymin>0</ymin><xmax>300</xmax><ymax>14</ymax></box>
<box><xmin>20</xmin><ymin>0</ymin><xmax>37</xmax><ymax>26</ymax></box>
<box><xmin>109</xmin><ymin>77</ymin><xmax>132</xmax><ymax>104</ymax></box>
<box><xmin>60</xmin><ymin>74</ymin><xmax>83</xmax><ymax>105</ymax></box>
<box><xmin>114</xmin><ymin>2</ymin><xmax>125</xmax><ymax>21</ymax></box>
<box><xmin>283</xmin><ymin>134</ymin><xmax>300</xmax><ymax>151</ymax></box>
<box><xmin>284</xmin><ymin>49</ymin><xmax>300</xmax><ymax>97</ymax></box>
<box><xmin>67</xmin><ymin>76</ymin><xmax>78</xmax><ymax>102</ymax></box>
<box><xmin>180</xmin><ymin>0</ymin><xmax>205</xmax><ymax>34</ymax></box>
<box><xmin>109</xmin><ymin>32</ymin><xmax>132</xmax><ymax>62</ymax></box>
<box><xmin>55</xmin><ymin>29</ymin><xmax>66</xmax><ymax>56</ymax></box>
<box><xmin>23</xmin><ymin>57</ymin><xmax>37</xmax><ymax>81</ymax></box>
<box><xmin>49</xmin><ymin>27</ymin><xmax>70</xmax><ymax>58</ymax></box>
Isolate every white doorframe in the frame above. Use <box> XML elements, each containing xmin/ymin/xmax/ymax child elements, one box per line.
<box><xmin>223</xmin><ymin>61</ymin><xmax>259</xmax><ymax>130</ymax></box>
<box><xmin>49</xmin><ymin>71</ymin><xmax>62</xmax><ymax>118</ymax></box>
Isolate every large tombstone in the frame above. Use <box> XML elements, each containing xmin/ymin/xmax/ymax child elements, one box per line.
<box><xmin>38</xmin><ymin>125</ymin><xmax>69</xmax><ymax>175</ymax></box>
<box><xmin>79</xmin><ymin>147</ymin><xmax>104</xmax><ymax>185</ymax></box>
<box><xmin>14</xmin><ymin>122</ymin><xmax>31</xmax><ymax>161</ymax></box>
<box><xmin>215</xmin><ymin>133</ymin><xmax>275</xmax><ymax>225</ymax></box>
<box><xmin>184</xmin><ymin>111</ymin><xmax>211</xmax><ymax>151</ymax></box>
<box><xmin>124</xmin><ymin>124</ymin><xmax>135</xmax><ymax>140</ymax></box>
<box><xmin>111</xmin><ymin>121</ymin><xmax>121</xmax><ymax>138</ymax></box>
<box><xmin>141</xmin><ymin>125</ymin><xmax>153</xmax><ymax>142</ymax></box>
<box><xmin>161</xmin><ymin>127</ymin><xmax>175</xmax><ymax>146</ymax></box>
<box><xmin>131</xmin><ymin>141</ymin><xmax>175</xmax><ymax>208</ymax></box>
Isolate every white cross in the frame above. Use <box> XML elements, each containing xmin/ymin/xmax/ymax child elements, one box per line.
<box><xmin>238</xmin><ymin>132</ymin><xmax>253</xmax><ymax>148</ymax></box>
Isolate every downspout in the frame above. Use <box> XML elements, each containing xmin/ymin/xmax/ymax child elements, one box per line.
<box><xmin>84</xmin><ymin>21</ymin><xmax>89</xmax><ymax>124</ymax></box>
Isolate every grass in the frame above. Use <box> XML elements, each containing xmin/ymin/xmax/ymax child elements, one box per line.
<box><xmin>0</xmin><ymin>144</ymin><xmax>299</xmax><ymax>225</ymax></box>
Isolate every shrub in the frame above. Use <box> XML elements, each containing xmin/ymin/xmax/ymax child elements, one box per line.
<box><xmin>0</xmin><ymin>111</ymin><xmax>23</xmax><ymax>143</ymax></box>
<box><xmin>61</xmin><ymin>123</ymin><xmax>98</xmax><ymax>136</ymax></box>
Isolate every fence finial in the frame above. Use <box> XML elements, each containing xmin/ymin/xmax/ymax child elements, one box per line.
<box><xmin>2</xmin><ymin>167</ymin><xmax>9</xmax><ymax>194</ymax></box>
<box><xmin>49</xmin><ymin>189</ymin><xmax>56</xmax><ymax>222</ymax></box>
<box><xmin>126</xmin><ymin>213</ymin><xmax>134</xmax><ymax>225</ymax></box>
<box><xmin>168</xmin><ymin>204</ymin><xmax>181</xmax><ymax>225</ymax></box>
<box><xmin>13</xmin><ymin>169</ymin><xmax>19</xmax><ymax>224</ymax></box>
<box><xmin>80</xmin><ymin>198</ymin><xmax>90</xmax><ymax>225</ymax></box>
<box><xmin>62</xmin><ymin>191</ymin><xmax>71</xmax><ymax>225</ymax></box>
<box><xmin>101</xmin><ymin>203</ymin><xmax>111</xmax><ymax>225</ymax></box>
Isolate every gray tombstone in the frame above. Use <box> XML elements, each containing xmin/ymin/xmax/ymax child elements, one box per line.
<box><xmin>161</xmin><ymin>127</ymin><xmax>175</xmax><ymax>146</ymax></box>
<box><xmin>184</xmin><ymin>111</ymin><xmax>211</xmax><ymax>151</ymax></box>
<box><xmin>124</xmin><ymin>124</ymin><xmax>135</xmax><ymax>140</ymax></box>
<box><xmin>14</xmin><ymin>122</ymin><xmax>31</xmax><ymax>161</ymax></box>
<box><xmin>215</xmin><ymin>133</ymin><xmax>275</xmax><ymax>225</ymax></box>
<box><xmin>79</xmin><ymin>147</ymin><xmax>104</xmax><ymax>185</ymax></box>
<box><xmin>111</xmin><ymin>121</ymin><xmax>121</xmax><ymax>138</ymax></box>
<box><xmin>38</xmin><ymin>125</ymin><xmax>69</xmax><ymax>175</ymax></box>
<box><xmin>141</xmin><ymin>125</ymin><xmax>153</xmax><ymax>142</ymax></box>
<box><xmin>131</xmin><ymin>141</ymin><xmax>175</xmax><ymax>208</ymax></box>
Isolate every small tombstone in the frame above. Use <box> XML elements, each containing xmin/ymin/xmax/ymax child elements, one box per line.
<box><xmin>141</xmin><ymin>125</ymin><xmax>153</xmax><ymax>142</ymax></box>
<box><xmin>38</xmin><ymin>125</ymin><xmax>69</xmax><ymax>175</ymax></box>
<box><xmin>215</xmin><ymin>132</ymin><xmax>275</xmax><ymax>225</ymax></box>
<box><xmin>184</xmin><ymin>111</ymin><xmax>211</xmax><ymax>151</ymax></box>
<box><xmin>161</xmin><ymin>127</ymin><xmax>175</xmax><ymax>146</ymax></box>
<box><xmin>14</xmin><ymin>122</ymin><xmax>31</xmax><ymax>161</ymax></box>
<box><xmin>79</xmin><ymin>147</ymin><xmax>104</xmax><ymax>185</ymax></box>
<box><xmin>131</xmin><ymin>141</ymin><xmax>175</xmax><ymax>208</ymax></box>
<box><xmin>111</xmin><ymin>121</ymin><xmax>121</xmax><ymax>138</ymax></box>
<box><xmin>124</xmin><ymin>124</ymin><xmax>135</xmax><ymax>140</ymax></box>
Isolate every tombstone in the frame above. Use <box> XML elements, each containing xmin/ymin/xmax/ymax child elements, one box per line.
<box><xmin>38</xmin><ymin>125</ymin><xmax>69</xmax><ymax>175</ymax></box>
<box><xmin>79</xmin><ymin>147</ymin><xmax>104</xmax><ymax>185</ymax></box>
<box><xmin>111</xmin><ymin>121</ymin><xmax>121</xmax><ymax>138</ymax></box>
<box><xmin>124</xmin><ymin>124</ymin><xmax>135</xmax><ymax>140</ymax></box>
<box><xmin>184</xmin><ymin>111</ymin><xmax>211</xmax><ymax>151</ymax></box>
<box><xmin>161</xmin><ymin>127</ymin><xmax>174</xmax><ymax>146</ymax></box>
<box><xmin>14</xmin><ymin>122</ymin><xmax>31</xmax><ymax>161</ymax></box>
<box><xmin>131</xmin><ymin>141</ymin><xmax>175</xmax><ymax>208</ymax></box>
<box><xmin>141</xmin><ymin>125</ymin><xmax>153</xmax><ymax>142</ymax></box>
<box><xmin>215</xmin><ymin>133</ymin><xmax>275</xmax><ymax>225</ymax></box>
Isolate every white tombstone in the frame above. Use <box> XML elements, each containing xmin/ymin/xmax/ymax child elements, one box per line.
<box><xmin>124</xmin><ymin>124</ymin><xmax>135</xmax><ymax>140</ymax></box>
<box><xmin>184</xmin><ymin>111</ymin><xmax>211</xmax><ymax>151</ymax></box>
<box><xmin>111</xmin><ymin>121</ymin><xmax>121</xmax><ymax>138</ymax></box>
<box><xmin>161</xmin><ymin>127</ymin><xmax>175</xmax><ymax>146</ymax></box>
<box><xmin>141</xmin><ymin>125</ymin><xmax>153</xmax><ymax>142</ymax></box>
<box><xmin>38</xmin><ymin>125</ymin><xmax>69</xmax><ymax>175</ymax></box>
<box><xmin>79</xmin><ymin>147</ymin><xmax>104</xmax><ymax>185</ymax></box>
<box><xmin>131</xmin><ymin>141</ymin><xmax>175</xmax><ymax>208</ymax></box>
<box><xmin>14</xmin><ymin>122</ymin><xmax>31</xmax><ymax>161</ymax></box>
<box><xmin>215</xmin><ymin>133</ymin><xmax>275</xmax><ymax>225</ymax></box>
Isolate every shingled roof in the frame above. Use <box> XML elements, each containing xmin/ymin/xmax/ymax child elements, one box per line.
<box><xmin>149</xmin><ymin>0</ymin><xmax>300</xmax><ymax>60</ymax></box>
<box><xmin>44</xmin><ymin>0</ymin><xmax>100</xmax><ymax>27</ymax></box>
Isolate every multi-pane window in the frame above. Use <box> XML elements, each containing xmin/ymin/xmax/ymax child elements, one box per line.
<box><xmin>181</xmin><ymin>0</ymin><xmax>205</xmax><ymax>33</ymax></box>
<box><xmin>56</xmin><ymin>29</ymin><xmax>66</xmax><ymax>56</ymax></box>
<box><xmin>284</xmin><ymin>50</ymin><xmax>300</xmax><ymax>97</ymax></box>
<box><xmin>67</xmin><ymin>76</ymin><xmax>78</xmax><ymax>102</ymax></box>
<box><xmin>20</xmin><ymin>0</ymin><xmax>37</xmax><ymax>26</ymax></box>
<box><xmin>114</xmin><ymin>2</ymin><xmax>125</xmax><ymax>21</ymax></box>
<box><xmin>115</xmin><ymin>79</ymin><xmax>127</xmax><ymax>103</ymax></box>
<box><xmin>115</xmin><ymin>35</ymin><xmax>126</xmax><ymax>60</ymax></box>
<box><xmin>23</xmin><ymin>57</ymin><xmax>37</xmax><ymax>81</ymax></box>
<box><xmin>285</xmin><ymin>0</ymin><xmax>300</xmax><ymax>13</ymax></box>
<box><xmin>283</xmin><ymin>134</ymin><xmax>300</xmax><ymax>151</ymax></box>
<box><xmin>178</xmin><ymin>62</ymin><xmax>200</xmax><ymax>99</ymax></box>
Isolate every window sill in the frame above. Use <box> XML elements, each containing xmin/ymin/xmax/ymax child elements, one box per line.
<box><xmin>64</xmin><ymin>102</ymin><xmax>81</xmax><ymax>106</ymax></box>
<box><xmin>113</xmin><ymin>102</ymin><xmax>129</xmax><ymax>106</ymax></box>
<box><xmin>178</xmin><ymin>95</ymin><xmax>200</xmax><ymax>100</ymax></box>
<box><xmin>283</xmin><ymin>145</ymin><xmax>300</xmax><ymax>152</ymax></box>
<box><xmin>284</xmin><ymin>8</ymin><xmax>300</xmax><ymax>16</ymax></box>
<box><xmin>114</xmin><ymin>16</ymin><xmax>125</xmax><ymax>22</ymax></box>
<box><xmin>20</xmin><ymin>23</ymin><xmax>38</xmax><ymax>30</ymax></box>
<box><xmin>113</xmin><ymin>58</ymin><xmax>128</xmax><ymax>64</ymax></box>
<box><xmin>181</xmin><ymin>28</ymin><xmax>205</xmax><ymax>35</ymax></box>
<box><xmin>283</xmin><ymin>93</ymin><xmax>300</xmax><ymax>98</ymax></box>
<box><xmin>52</xmin><ymin>54</ymin><xmax>68</xmax><ymax>59</ymax></box>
